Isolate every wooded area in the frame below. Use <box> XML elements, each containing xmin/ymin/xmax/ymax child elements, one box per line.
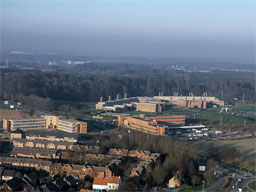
<box><xmin>0</xmin><ymin>68</ymin><xmax>254</xmax><ymax>104</ymax></box>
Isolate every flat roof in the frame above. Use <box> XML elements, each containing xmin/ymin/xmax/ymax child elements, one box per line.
<box><xmin>58</xmin><ymin>118</ymin><xmax>79</xmax><ymax>123</ymax></box>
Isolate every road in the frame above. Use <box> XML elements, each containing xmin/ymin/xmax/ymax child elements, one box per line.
<box><xmin>231</xmin><ymin>177</ymin><xmax>256</xmax><ymax>192</ymax></box>
<box><xmin>204</xmin><ymin>174</ymin><xmax>226</xmax><ymax>192</ymax></box>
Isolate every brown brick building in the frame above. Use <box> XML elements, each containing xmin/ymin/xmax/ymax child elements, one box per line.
<box><xmin>118</xmin><ymin>114</ymin><xmax>186</xmax><ymax>135</ymax></box>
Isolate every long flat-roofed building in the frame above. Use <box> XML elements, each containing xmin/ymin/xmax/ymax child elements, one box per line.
<box><xmin>3</xmin><ymin>118</ymin><xmax>45</xmax><ymax>131</ymax></box>
<box><xmin>118</xmin><ymin>114</ymin><xmax>186</xmax><ymax>135</ymax></box>
<box><xmin>57</xmin><ymin>118</ymin><xmax>87</xmax><ymax>133</ymax></box>
<box><xmin>154</xmin><ymin>95</ymin><xmax>224</xmax><ymax>109</ymax></box>
<box><xmin>142</xmin><ymin>114</ymin><xmax>185</xmax><ymax>126</ymax></box>
<box><xmin>123</xmin><ymin>116</ymin><xmax>167</xmax><ymax>135</ymax></box>
<box><xmin>135</xmin><ymin>102</ymin><xmax>163</xmax><ymax>113</ymax></box>
<box><xmin>96</xmin><ymin>97</ymin><xmax>139</xmax><ymax>112</ymax></box>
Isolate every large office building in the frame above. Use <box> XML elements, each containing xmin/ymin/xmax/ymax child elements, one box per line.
<box><xmin>45</xmin><ymin>115</ymin><xmax>59</xmax><ymax>129</ymax></box>
<box><xmin>142</xmin><ymin>114</ymin><xmax>185</xmax><ymax>126</ymax></box>
<box><xmin>122</xmin><ymin>116</ymin><xmax>167</xmax><ymax>135</ymax></box>
<box><xmin>154</xmin><ymin>95</ymin><xmax>224</xmax><ymax>109</ymax></box>
<box><xmin>118</xmin><ymin>114</ymin><xmax>186</xmax><ymax>136</ymax></box>
<box><xmin>96</xmin><ymin>97</ymin><xmax>139</xmax><ymax>112</ymax></box>
<box><xmin>135</xmin><ymin>102</ymin><xmax>163</xmax><ymax>113</ymax></box>
<box><xmin>3</xmin><ymin>118</ymin><xmax>45</xmax><ymax>131</ymax></box>
<box><xmin>96</xmin><ymin>94</ymin><xmax>224</xmax><ymax>112</ymax></box>
<box><xmin>3</xmin><ymin>116</ymin><xmax>87</xmax><ymax>133</ymax></box>
<box><xmin>57</xmin><ymin>118</ymin><xmax>87</xmax><ymax>133</ymax></box>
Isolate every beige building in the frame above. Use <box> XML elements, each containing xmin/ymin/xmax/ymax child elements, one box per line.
<box><xmin>2</xmin><ymin>119</ymin><xmax>10</xmax><ymax>130</ymax></box>
<box><xmin>3</xmin><ymin>118</ymin><xmax>45</xmax><ymax>131</ymax></box>
<box><xmin>167</xmin><ymin>175</ymin><xmax>181</xmax><ymax>188</ymax></box>
<box><xmin>45</xmin><ymin>116</ymin><xmax>59</xmax><ymax>129</ymax></box>
<box><xmin>135</xmin><ymin>102</ymin><xmax>162</xmax><ymax>112</ymax></box>
<box><xmin>57</xmin><ymin>118</ymin><xmax>87</xmax><ymax>133</ymax></box>
<box><xmin>12</xmin><ymin>138</ymin><xmax>74</xmax><ymax>150</ymax></box>
<box><xmin>25</xmin><ymin>130</ymin><xmax>78</xmax><ymax>142</ymax></box>
<box><xmin>154</xmin><ymin>96</ymin><xmax>224</xmax><ymax>109</ymax></box>
<box><xmin>10</xmin><ymin>129</ymin><xmax>25</xmax><ymax>140</ymax></box>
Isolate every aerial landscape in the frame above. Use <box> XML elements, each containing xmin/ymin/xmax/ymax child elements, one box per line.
<box><xmin>0</xmin><ymin>0</ymin><xmax>255</xmax><ymax>191</ymax></box>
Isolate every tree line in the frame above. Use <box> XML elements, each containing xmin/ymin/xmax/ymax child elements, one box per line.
<box><xmin>0</xmin><ymin>69</ymin><xmax>254</xmax><ymax>104</ymax></box>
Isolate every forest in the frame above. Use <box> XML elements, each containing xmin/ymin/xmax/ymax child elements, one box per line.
<box><xmin>0</xmin><ymin>64</ymin><xmax>255</xmax><ymax>106</ymax></box>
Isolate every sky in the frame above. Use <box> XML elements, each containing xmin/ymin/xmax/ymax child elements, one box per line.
<box><xmin>1</xmin><ymin>0</ymin><xmax>255</xmax><ymax>64</ymax></box>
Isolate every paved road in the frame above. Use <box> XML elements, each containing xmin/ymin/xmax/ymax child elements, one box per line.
<box><xmin>205</xmin><ymin>174</ymin><xmax>226</xmax><ymax>192</ymax></box>
<box><xmin>231</xmin><ymin>177</ymin><xmax>256</xmax><ymax>192</ymax></box>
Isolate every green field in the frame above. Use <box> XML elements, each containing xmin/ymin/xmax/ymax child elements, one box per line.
<box><xmin>248</xmin><ymin>181</ymin><xmax>256</xmax><ymax>191</ymax></box>
<box><xmin>232</xmin><ymin>103</ymin><xmax>256</xmax><ymax>112</ymax></box>
<box><xmin>194</xmin><ymin>138</ymin><xmax>256</xmax><ymax>172</ymax></box>
<box><xmin>52</xmin><ymin>100</ymin><xmax>97</xmax><ymax>113</ymax></box>
<box><xmin>197</xmin><ymin>113</ymin><xmax>255</xmax><ymax>124</ymax></box>
<box><xmin>195</xmin><ymin>138</ymin><xmax>256</xmax><ymax>156</ymax></box>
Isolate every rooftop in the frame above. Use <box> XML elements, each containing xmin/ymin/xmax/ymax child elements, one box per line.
<box><xmin>2</xmin><ymin>169</ymin><xmax>16</xmax><ymax>177</ymax></box>
<box><xmin>11</xmin><ymin>129</ymin><xmax>25</xmax><ymax>134</ymax></box>
<box><xmin>13</xmin><ymin>138</ymin><xmax>74</xmax><ymax>146</ymax></box>
<box><xmin>93</xmin><ymin>176</ymin><xmax>120</xmax><ymax>186</ymax></box>
<box><xmin>26</xmin><ymin>130</ymin><xmax>79</xmax><ymax>139</ymax></box>
<box><xmin>59</xmin><ymin>118</ymin><xmax>80</xmax><ymax>123</ymax></box>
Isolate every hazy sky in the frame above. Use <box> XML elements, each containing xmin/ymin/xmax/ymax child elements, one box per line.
<box><xmin>1</xmin><ymin>0</ymin><xmax>255</xmax><ymax>64</ymax></box>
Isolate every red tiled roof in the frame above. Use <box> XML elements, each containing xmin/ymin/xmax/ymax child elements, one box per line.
<box><xmin>80</xmin><ymin>189</ymin><xmax>95</xmax><ymax>192</ymax></box>
<box><xmin>93</xmin><ymin>176</ymin><xmax>120</xmax><ymax>186</ymax></box>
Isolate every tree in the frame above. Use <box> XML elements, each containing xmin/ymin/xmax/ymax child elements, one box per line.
<box><xmin>188</xmin><ymin>161</ymin><xmax>197</xmax><ymax>176</ymax></box>
<box><xmin>191</xmin><ymin>175</ymin><xmax>201</xmax><ymax>187</ymax></box>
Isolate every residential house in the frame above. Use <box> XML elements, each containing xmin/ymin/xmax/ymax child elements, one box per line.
<box><xmin>108</xmin><ymin>148</ymin><xmax>128</xmax><ymax>156</ymax></box>
<box><xmin>167</xmin><ymin>175</ymin><xmax>181</xmax><ymax>188</ymax></box>
<box><xmin>10</xmin><ymin>147</ymin><xmax>60</xmax><ymax>159</ymax></box>
<box><xmin>92</xmin><ymin>176</ymin><xmax>121</xmax><ymax>191</ymax></box>
<box><xmin>2</xmin><ymin>177</ymin><xmax>23</xmax><ymax>191</ymax></box>
<box><xmin>13</xmin><ymin>138</ymin><xmax>74</xmax><ymax>150</ymax></box>
<box><xmin>2</xmin><ymin>169</ymin><xmax>16</xmax><ymax>181</ymax></box>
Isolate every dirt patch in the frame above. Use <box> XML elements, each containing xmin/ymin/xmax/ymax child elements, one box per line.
<box><xmin>0</xmin><ymin>109</ymin><xmax>33</xmax><ymax>120</ymax></box>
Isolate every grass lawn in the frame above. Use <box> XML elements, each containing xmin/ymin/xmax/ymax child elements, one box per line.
<box><xmin>194</xmin><ymin>138</ymin><xmax>256</xmax><ymax>172</ymax></box>
<box><xmin>248</xmin><ymin>181</ymin><xmax>256</xmax><ymax>191</ymax></box>
<box><xmin>232</xmin><ymin>103</ymin><xmax>256</xmax><ymax>112</ymax></box>
<box><xmin>52</xmin><ymin>100</ymin><xmax>97</xmax><ymax>112</ymax></box>
<box><xmin>197</xmin><ymin>112</ymin><xmax>255</xmax><ymax>124</ymax></box>
<box><xmin>195</xmin><ymin>138</ymin><xmax>256</xmax><ymax>156</ymax></box>
<box><xmin>180</xmin><ymin>182</ymin><xmax>215</xmax><ymax>192</ymax></box>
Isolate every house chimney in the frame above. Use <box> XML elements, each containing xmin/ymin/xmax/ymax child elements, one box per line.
<box><xmin>124</xmin><ymin>93</ymin><xmax>127</xmax><ymax>98</ymax></box>
<box><xmin>116</xmin><ymin>94</ymin><xmax>120</xmax><ymax>100</ymax></box>
<box><xmin>108</xmin><ymin>96</ymin><xmax>111</xmax><ymax>101</ymax></box>
<box><xmin>100</xmin><ymin>97</ymin><xmax>103</xmax><ymax>102</ymax></box>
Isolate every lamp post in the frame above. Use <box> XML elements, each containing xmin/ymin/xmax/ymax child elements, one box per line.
<box><xmin>202</xmin><ymin>180</ymin><xmax>205</xmax><ymax>192</ymax></box>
